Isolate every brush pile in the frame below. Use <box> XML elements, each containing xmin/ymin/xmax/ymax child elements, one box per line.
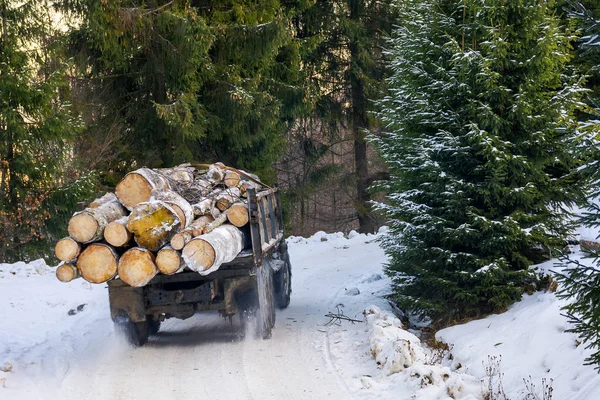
<box><xmin>53</xmin><ymin>163</ymin><xmax>265</xmax><ymax>287</ymax></box>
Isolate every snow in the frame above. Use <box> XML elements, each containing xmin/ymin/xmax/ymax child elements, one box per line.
<box><xmin>1</xmin><ymin>230</ymin><xmax>600</xmax><ymax>399</ymax></box>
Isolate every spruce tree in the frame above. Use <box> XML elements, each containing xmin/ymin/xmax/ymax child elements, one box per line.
<box><xmin>0</xmin><ymin>1</ymin><xmax>96</xmax><ymax>262</ymax></box>
<box><xmin>374</xmin><ymin>0</ymin><xmax>588</xmax><ymax>323</ymax></box>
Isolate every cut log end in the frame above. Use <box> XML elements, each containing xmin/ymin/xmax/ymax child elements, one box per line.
<box><xmin>55</xmin><ymin>237</ymin><xmax>81</xmax><ymax>262</ymax></box>
<box><xmin>127</xmin><ymin>202</ymin><xmax>181</xmax><ymax>251</ymax></box>
<box><xmin>68</xmin><ymin>213</ymin><xmax>99</xmax><ymax>243</ymax></box>
<box><xmin>56</xmin><ymin>263</ymin><xmax>80</xmax><ymax>283</ymax></box>
<box><xmin>182</xmin><ymin>239</ymin><xmax>216</xmax><ymax>272</ymax></box>
<box><xmin>104</xmin><ymin>220</ymin><xmax>132</xmax><ymax>247</ymax></box>
<box><xmin>116</xmin><ymin>172</ymin><xmax>154</xmax><ymax>209</ymax></box>
<box><xmin>118</xmin><ymin>248</ymin><xmax>157</xmax><ymax>287</ymax></box>
<box><xmin>77</xmin><ymin>244</ymin><xmax>118</xmax><ymax>284</ymax></box>
<box><xmin>227</xmin><ymin>204</ymin><xmax>249</xmax><ymax>227</ymax></box>
<box><xmin>224</xmin><ymin>171</ymin><xmax>241</xmax><ymax>187</ymax></box>
<box><xmin>170</xmin><ymin>231</ymin><xmax>192</xmax><ymax>250</ymax></box>
<box><xmin>156</xmin><ymin>247</ymin><xmax>184</xmax><ymax>275</ymax></box>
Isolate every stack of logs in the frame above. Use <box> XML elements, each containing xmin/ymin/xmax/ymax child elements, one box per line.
<box><xmin>54</xmin><ymin>163</ymin><xmax>263</xmax><ymax>287</ymax></box>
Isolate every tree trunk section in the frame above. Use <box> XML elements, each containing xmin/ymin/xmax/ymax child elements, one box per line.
<box><xmin>126</xmin><ymin>201</ymin><xmax>181</xmax><ymax>251</ymax></box>
<box><xmin>227</xmin><ymin>203</ymin><xmax>249</xmax><ymax>227</ymax></box>
<box><xmin>150</xmin><ymin>189</ymin><xmax>194</xmax><ymax>228</ymax></box>
<box><xmin>182</xmin><ymin>224</ymin><xmax>244</xmax><ymax>275</ymax></box>
<box><xmin>116</xmin><ymin>168</ymin><xmax>171</xmax><ymax>210</ymax></box>
<box><xmin>207</xmin><ymin>164</ymin><xmax>225</xmax><ymax>183</ymax></box>
<box><xmin>215</xmin><ymin>188</ymin><xmax>240</xmax><ymax>211</ymax></box>
<box><xmin>90</xmin><ymin>192</ymin><xmax>117</xmax><ymax>208</ymax></box>
<box><xmin>156</xmin><ymin>246</ymin><xmax>185</xmax><ymax>275</ymax></box>
<box><xmin>77</xmin><ymin>243</ymin><xmax>119</xmax><ymax>283</ymax></box>
<box><xmin>224</xmin><ymin>171</ymin><xmax>241</xmax><ymax>187</ymax></box>
<box><xmin>239</xmin><ymin>181</ymin><xmax>261</xmax><ymax>198</ymax></box>
<box><xmin>55</xmin><ymin>237</ymin><xmax>81</xmax><ymax>262</ymax></box>
<box><xmin>56</xmin><ymin>263</ymin><xmax>80</xmax><ymax>283</ymax></box>
<box><xmin>118</xmin><ymin>247</ymin><xmax>157</xmax><ymax>287</ymax></box>
<box><xmin>68</xmin><ymin>201</ymin><xmax>127</xmax><ymax>243</ymax></box>
<box><xmin>104</xmin><ymin>217</ymin><xmax>132</xmax><ymax>247</ymax></box>
<box><xmin>170</xmin><ymin>215</ymin><xmax>215</xmax><ymax>250</ymax></box>
<box><xmin>204</xmin><ymin>211</ymin><xmax>228</xmax><ymax>234</ymax></box>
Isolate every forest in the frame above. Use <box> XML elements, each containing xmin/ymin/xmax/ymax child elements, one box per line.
<box><xmin>2</xmin><ymin>0</ymin><xmax>600</xmax><ymax>369</ymax></box>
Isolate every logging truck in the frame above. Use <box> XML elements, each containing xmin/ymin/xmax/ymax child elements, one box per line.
<box><xmin>107</xmin><ymin>187</ymin><xmax>292</xmax><ymax>346</ymax></box>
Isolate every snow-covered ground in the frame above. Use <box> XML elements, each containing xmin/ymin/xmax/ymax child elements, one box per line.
<box><xmin>1</xmin><ymin>230</ymin><xmax>599</xmax><ymax>399</ymax></box>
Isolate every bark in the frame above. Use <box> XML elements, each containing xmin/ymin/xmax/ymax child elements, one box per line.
<box><xmin>89</xmin><ymin>192</ymin><xmax>118</xmax><ymax>208</ymax></box>
<box><xmin>170</xmin><ymin>215</ymin><xmax>215</xmax><ymax>250</ymax></box>
<box><xmin>55</xmin><ymin>237</ymin><xmax>81</xmax><ymax>262</ymax></box>
<box><xmin>115</xmin><ymin>168</ymin><xmax>171</xmax><ymax>210</ymax></box>
<box><xmin>150</xmin><ymin>189</ymin><xmax>194</xmax><ymax>228</ymax></box>
<box><xmin>56</xmin><ymin>263</ymin><xmax>80</xmax><ymax>283</ymax></box>
<box><xmin>68</xmin><ymin>201</ymin><xmax>127</xmax><ymax>243</ymax></box>
<box><xmin>104</xmin><ymin>217</ymin><xmax>132</xmax><ymax>247</ymax></box>
<box><xmin>227</xmin><ymin>203</ymin><xmax>249</xmax><ymax>228</ymax></box>
<box><xmin>156</xmin><ymin>245</ymin><xmax>186</xmax><ymax>275</ymax></box>
<box><xmin>207</xmin><ymin>164</ymin><xmax>225</xmax><ymax>183</ymax></box>
<box><xmin>118</xmin><ymin>247</ymin><xmax>158</xmax><ymax>287</ymax></box>
<box><xmin>182</xmin><ymin>224</ymin><xmax>245</xmax><ymax>275</ymax></box>
<box><xmin>204</xmin><ymin>211</ymin><xmax>228</xmax><ymax>234</ymax></box>
<box><xmin>192</xmin><ymin>198</ymin><xmax>213</xmax><ymax>216</ymax></box>
<box><xmin>77</xmin><ymin>243</ymin><xmax>119</xmax><ymax>284</ymax></box>
<box><xmin>215</xmin><ymin>188</ymin><xmax>241</xmax><ymax>211</ymax></box>
<box><xmin>239</xmin><ymin>181</ymin><xmax>261</xmax><ymax>198</ymax></box>
<box><xmin>127</xmin><ymin>201</ymin><xmax>182</xmax><ymax>251</ymax></box>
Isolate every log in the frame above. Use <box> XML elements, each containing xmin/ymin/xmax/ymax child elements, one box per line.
<box><xmin>207</xmin><ymin>164</ymin><xmax>225</xmax><ymax>183</ymax></box>
<box><xmin>118</xmin><ymin>247</ymin><xmax>157</xmax><ymax>287</ymax></box>
<box><xmin>56</xmin><ymin>263</ymin><xmax>80</xmax><ymax>283</ymax></box>
<box><xmin>150</xmin><ymin>189</ymin><xmax>194</xmax><ymax>228</ymax></box>
<box><xmin>204</xmin><ymin>211</ymin><xmax>228</xmax><ymax>234</ymax></box>
<box><xmin>68</xmin><ymin>201</ymin><xmax>127</xmax><ymax>243</ymax></box>
<box><xmin>55</xmin><ymin>237</ymin><xmax>81</xmax><ymax>262</ymax></box>
<box><xmin>104</xmin><ymin>217</ymin><xmax>132</xmax><ymax>247</ymax></box>
<box><xmin>192</xmin><ymin>198</ymin><xmax>213</xmax><ymax>216</ymax></box>
<box><xmin>77</xmin><ymin>243</ymin><xmax>119</xmax><ymax>283</ymax></box>
<box><xmin>126</xmin><ymin>201</ymin><xmax>181</xmax><ymax>251</ymax></box>
<box><xmin>155</xmin><ymin>165</ymin><xmax>195</xmax><ymax>185</ymax></box>
<box><xmin>239</xmin><ymin>181</ymin><xmax>261</xmax><ymax>198</ymax></box>
<box><xmin>182</xmin><ymin>224</ymin><xmax>245</xmax><ymax>274</ymax></box>
<box><xmin>223</xmin><ymin>171</ymin><xmax>241</xmax><ymax>188</ymax></box>
<box><xmin>170</xmin><ymin>215</ymin><xmax>215</xmax><ymax>250</ymax></box>
<box><xmin>215</xmin><ymin>188</ymin><xmax>241</xmax><ymax>211</ymax></box>
<box><xmin>90</xmin><ymin>192</ymin><xmax>118</xmax><ymax>208</ymax></box>
<box><xmin>227</xmin><ymin>203</ymin><xmax>249</xmax><ymax>228</ymax></box>
<box><xmin>115</xmin><ymin>168</ymin><xmax>170</xmax><ymax>210</ymax></box>
<box><xmin>156</xmin><ymin>246</ymin><xmax>186</xmax><ymax>275</ymax></box>
<box><xmin>180</xmin><ymin>179</ymin><xmax>212</xmax><ymax>203</ymax></box>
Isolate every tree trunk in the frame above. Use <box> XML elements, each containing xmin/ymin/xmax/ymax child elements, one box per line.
<box><xmin>77</xmin><ymin>243</ymin><xmax>119</xmax><ymax>283</ymax></box>
<box><xmin>150</xmin><ymin>189</ymin><xmax>194</xmax><ymax>228</ymax></box>
<box><xmin>126</xmin><ymin>201</ymin><xmax>181</xmax><ymax>251</ymax></box>
<box><xmin>68</xmin><ymin>201</ymin><xmax>127</xmax><ymax>243</ymax></box>
<box><xmin>227</xmin><ymin>203</ymin><xmax>249</xmax><ymax>227</ymax></box>
<box><xmin>170</xmin><ymin>215</ymin><xmax>215</xmax><ymax>250</ymax></box>
<box><xmin>182</xmin><ymin>224</ymin><xmax>245</xmax><ymax>275</ymax></box>
<box><xmin>115</xmin><ymin>168</ymin><xmax>171</xmax><ymax>210</ymax></box>
<box><xmin>56</xmin><ymin>263</ymin><xmax>80</xmax><ymax>283</ymax></box>
<box><xmin>104</xmin><ymin>217</ymin><xmax>132</xmax><ymax>247</ymax></box>
<box><xmin>118</xmin><ymin>247</ymin><xmax>157</xmax><ymax>287</ymax></box>
<box><xmin>55</xmin><ymin>237</ymin><xmax>81</xmax><ymax>262</ymax></box>
<box><xmin>90</xmin><ymin>192</ymin><xmax>118</xmax><ymax>208</ymax></box>
<box><xmin>156</xmin><ymin>246</ymin><xmax>185</xmax><ymax>275</ymax></box>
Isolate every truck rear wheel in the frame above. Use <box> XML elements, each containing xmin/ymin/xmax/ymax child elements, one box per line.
<box><xmin>115</xmin><ymin>315</ymin><xmax>149</xmax><ymax>347</ymax></box>
<box><xmin>274</xmin><ymin>242</ymin><xmax>292</xmax><ymax>309</ymax></box>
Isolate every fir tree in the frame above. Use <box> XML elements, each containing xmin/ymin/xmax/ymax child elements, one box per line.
<box><xmin>0</xmin><ymin>1</ymin><xmax>96</xmax><ymax>262</ymax></box>
<box><xmin>374</xmin><ymin>0</ymin><xmax>588</xmax><ymax>323</ymax></box>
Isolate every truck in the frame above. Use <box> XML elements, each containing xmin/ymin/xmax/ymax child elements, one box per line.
<box><xmin>106</xmin><ymin>187</ymin><xmax>292</xmax><ymax>346</ymax></box>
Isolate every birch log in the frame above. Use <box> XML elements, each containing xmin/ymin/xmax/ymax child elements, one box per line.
<box><xmin>118</xmin><ymin>247</ymin><xmax>157</xmax><ymax>287</ymax></box>
<box><xmin>207</xmin><ymin>165</ymin><xmax>225</xmax><ymax>183</ymax></box>
<box><xmin>150</xmin><ymin>189</ymin><xmax>194</xmax><ymax>228</ymax></box>
<box><xmin>77</xmin><ymin>243</ymin><xmax>119</xmax><ymax>283</ymax></box>
<box><xmin>156</xmin><ymin>246</ymin><xmax>186</xmax><ymax>275</ymax></box>
<box><xmin>104</xmin><ymin>217</ymin><xmax>132</xmax><ymax>247</ymax></box>
<box><xmin>126</xmin><ymin>201</ymin><xmax>181</xmax><ymax>251</ymax></box>
<box><xmin>182</xmin><ymin>224</ymin><xmax>244</xmax><ymax>274</ymax></box>
<box><xmin>204</xmin><ymin>211</ymin><xmax>228</xmax><ymax>234</ymax></box>
<box><xmin>223</xmin><ymin>171</ymin><xmax>241</xmax><ymax>188</ymax></box>
<box><xmin>90</xmin><ymin>192</ymin><xmax>118</xmax><ymax>208</ymax></box>
<box><xmin>170</xmin><ymin>215</ymin><xmax>215</xmax><ymax>250</ymax></box>
<box><xmin>55</xmin><ymin>237</ymin><xmax>81</xmax><ymax>262</ymax></box>
<box><xmin>68</xmin><ymin>201</ymin><xmax>127</xmax><ymax>243</ymax></box>
<box><xmin>56</xmin><ymin>263</ymin><xmax>80</xmax><ymax>283</ymax></box>
<box><xmin>115</xmin><ymin>168</ymin><xmax>170</xmax><ymax>210</ymax></box>
<box><xmin>239</xmin><ymin>181</ymin><xmax>261</xmax><ymax>198</ymax></box>
<box><xmin>215</xmin><ymin>188</ymin><xmax>240</xmax><ymax>211</ymax></box>
<box><xmin>227</xmin><ymin>203</ymin><xmax>249</xmax><ymax>228</ymax></box>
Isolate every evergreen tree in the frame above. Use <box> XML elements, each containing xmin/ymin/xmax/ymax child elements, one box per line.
<box><xmin>0</xmin><ymin>0</ymin><xmax>96</xmax><ymax>262</ymax></box>
<box><xmin>374</xmin><ymin>0</ymin><xmax>588</xmax><ymax>323</ymax></box>
<box><xmin>63</xmin><ymin>0</ymin><xmax>308</xmax><ymax>185</ymax></box>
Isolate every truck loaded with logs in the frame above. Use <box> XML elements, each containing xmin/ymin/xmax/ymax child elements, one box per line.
<box><xmin>54</xmin><ymin>163</ymin><xmax>292</xmax><ymax>345</ymax></box>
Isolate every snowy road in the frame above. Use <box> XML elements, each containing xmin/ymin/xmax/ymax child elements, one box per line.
<box><xmin>1</xmin><ymin>232</ymin><xmax>393</xmax><ymax>400</ymax></box>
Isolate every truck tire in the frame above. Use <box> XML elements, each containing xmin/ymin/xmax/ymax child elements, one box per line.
<box><xmin>274</xmin><ymin>242</ymin><xmax>292</xmax><ymax>309</ymax></box>
<box><xmin>115</xmin><ymin>315</ymin><xmax>149</xmax><ymax>347</ymax></box>
<box><xmin>239</xmin><ymin>265</ymin><xmax>275</xmax><ymax>339</ymax></box>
